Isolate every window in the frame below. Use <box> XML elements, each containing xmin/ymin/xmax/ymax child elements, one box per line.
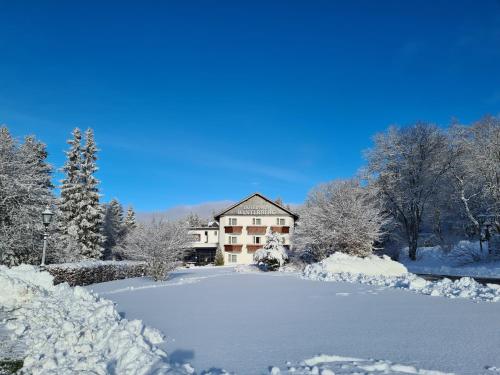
<box><xmin>253</xmin><ymin>236</ymin><xmax>261</xmax><ymax>244</ymax></box>
<box><xmin>277</xmin><ymin>218</ymin><xmax>285</xmax><ymax>226</ymax></box>
<box><xmin>214</xmin><ymin>231</ymin><xmax>218</xmax><ymax>236</ymax></box>
<box><xmin>191</xmin><ymin>234</ymin><xmax>201</xmax><ymax>242</ymax></box>
<box><xmin>229</xmin><ymin>236</ymin><xmax>238</xmax><ymax>244</ymax></box>
<box><xmin>228</xmin><ymin>254</ymin><xmax>237</xmax><ymax>263</ymax></box>
<box><xmin>252</xmin><ymin>218</ymin><xmax>261</xmax><ymax>225</ymax></box>
<box><xmin>229</xmin><ymin>218</ymin><xmax>237</xmax><ymax>225</ymax></box>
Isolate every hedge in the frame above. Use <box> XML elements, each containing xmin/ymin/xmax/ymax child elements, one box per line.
<box><xmin>45</xmin><ymin>260</ymin><xmax>147</xmax><ymax>286</ymax></box>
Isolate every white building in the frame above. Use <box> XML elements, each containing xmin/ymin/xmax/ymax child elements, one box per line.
<box><xmin>188</xmin><ymin>193</ymin><xmax>299</xmax><ymax>265</ymax></box>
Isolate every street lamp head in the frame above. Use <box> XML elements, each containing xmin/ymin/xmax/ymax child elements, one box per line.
<box><xmin>42</xmin><ymin>207</ymin><xmax>54</xmax><ymax>227</ymax></box>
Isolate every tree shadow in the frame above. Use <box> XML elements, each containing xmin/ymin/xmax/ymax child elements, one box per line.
<box><xmin>168</xmin><ymin>349</ymin><xmax>195</xmax><ymax>365</ymax></box>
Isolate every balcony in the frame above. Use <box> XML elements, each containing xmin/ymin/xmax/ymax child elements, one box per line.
<box><xmin>224</xmin><ymin>226</ymin><xmax>243</xmax><ymax>234</ymax></box>
<box><xmin>246</xmin><ymin>226</ymin><xmax>267</xmax><ymax>235</ymax></box>
<box><xmin>246</xmin><ymin>244</ymin><xmax>263</xmax><ymax>253</ymax></box>
<box><xmin>270</xmin><ymin>226</ymin><xmax>290</xmax><ymax>234</ymax></box>
<box><xmin>224</xmin><ymin>244</ymin><xmax>243</xmax><ymax>252</ymax></box>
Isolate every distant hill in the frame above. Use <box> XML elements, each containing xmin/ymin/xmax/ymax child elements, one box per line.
<box><xmin>136</xmin><ymin>200</ymin><xmax>234</xmax><ymax>223</ymax></box>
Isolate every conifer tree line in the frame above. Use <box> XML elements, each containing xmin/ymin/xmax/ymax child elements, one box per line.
<box><xmin>0</xmin><ymin>125</ymin><xmax>137</xmax><ymax>266</ymax></box>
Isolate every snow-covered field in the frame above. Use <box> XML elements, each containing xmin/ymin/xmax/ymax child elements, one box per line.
<box><xmin>89</xmin><ymin>266</ymin><xmax>500</xmax><ymax>375</ymax></box>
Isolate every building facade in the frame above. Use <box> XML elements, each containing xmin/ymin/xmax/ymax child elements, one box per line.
<box><xmin>188</xmin><ymin>193</ymin><xmax>299</xmax><ymax>265</ymax></box>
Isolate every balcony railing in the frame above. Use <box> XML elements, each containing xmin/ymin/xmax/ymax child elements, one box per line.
<box><xmin>246</xmin><ymin>226</ymin><xmax>267</xmax><ymax>235</ymax></box>
<box><xmin>224</xmin><ymin>226</ymin><xmax>243</xmax><ymax>234</ymax></box>
<box><xmin>270</xmin><ymin>226</ymin><xmax>290</xmax><ymax>234</ymax></box>
<box><xmin>246</xmin><ymin>244</ymin><xmax>263</xmax><ymax>253</ymax></box>
<box><xmin>224</xmin><ymin>244</ymin><xmax>243</xmax><ymax>252</ymax></box>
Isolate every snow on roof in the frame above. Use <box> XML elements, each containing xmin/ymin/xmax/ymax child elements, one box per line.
<box><xmin>213</xmin><ymin>192</ymin><xmax>299</xmax><ymax>220</ymax></box>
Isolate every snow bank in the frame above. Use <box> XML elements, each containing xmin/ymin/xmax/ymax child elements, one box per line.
<box><xmin>0</xmin><ymin>265</ymin><xmax>192</xmax><ymax>374</ymax></box>
<box><xmin>306</xmin><ymin>252</ymin><xmax>408</xmax><ymax>277</ymax></box>
<box><xmin>303</xmin><ymin>258</ymin><xmax>500</xmax><ymax>302</ymax></box>
<box><xmin>269</xmin><ymin>353</ymin><xmax>455</xmax><ymax>374</ymax></box>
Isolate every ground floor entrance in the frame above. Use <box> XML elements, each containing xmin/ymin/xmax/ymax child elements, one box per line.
<box><xmin>185</xmin><ymin>248</ymin><xmax>217</xmax><ymax>265</ymax></box>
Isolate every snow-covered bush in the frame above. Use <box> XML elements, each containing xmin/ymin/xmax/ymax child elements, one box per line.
<box><xmin>214</xmin><ymin>247</ymin><xmax>224</xmax><ymax>266</ymax></box>
<box><xmin>447</xmin><ymin>240</ymin><xmax>486</xmax><ymax>266</ymax></box>
<box><xmin>123</xmin><ymin>220</ymin><xmax>191</xmax><ymax>281</ymax></box>
<box><xmin>254</xmin><ymin>232</ymin><xmax>288</xmax><ymax>271</ymax></box>
<box><xmin>293</xmin><ymin>179</ymin><xmax>388</xmax><ymax>261</ymax></box>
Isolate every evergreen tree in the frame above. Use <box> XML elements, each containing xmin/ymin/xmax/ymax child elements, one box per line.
<box><xmin>57</xmin><ymin>128</ymin><xmax>84</xmax><ymax>261</ymax></box>
<box><xmin>103</xmin><ymin>199</ymin><xmax>125</xmax><ymax>259</ymax></box>
<box><xmin>124</xmin><ymin>206</ymin><xmax>137</xmax><ymax>231</ymax></box>
<box><xmin>57</xmin><ymin>128</ymin><xmax>104</xmax><ymax>261</ymax></box>
<box><xmin>79</xmin><ymin>128</ymin><xmax>105</xmax><ymax>259</ymax></box>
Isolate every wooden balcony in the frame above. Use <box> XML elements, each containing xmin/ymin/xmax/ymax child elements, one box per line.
<box><xmin>246</xmin><ymin>226</ymin><xmax>267</xmax><ymax>235</ymax></box>
<box><xmin>224</xmin><ymin>244</ymin><xmax>243</xmax><ymax>252</ymax></box>
<box><xmin>270</xmin><ymin>226</ymin><xmax>290</xmax><ymax>234</ymax></box>
<box><xmin>246</xmin><ymin>244</ymin><xmax>263</xmax><ymax>253</ymax></box>
<box><xmin>224</xmin><ymin>226</ymin><xmax>243</xmax><ymax>234</ymax></box>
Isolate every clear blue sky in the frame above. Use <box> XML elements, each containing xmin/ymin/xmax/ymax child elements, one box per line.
<box><xmin>1</xmin><ymin>1</ymin><xmax>499</xmax><ymax>211</ymax></box>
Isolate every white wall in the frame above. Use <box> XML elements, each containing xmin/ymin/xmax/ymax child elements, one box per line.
<box><xmin>219</xmin><ymin>214</ymin><xmax>294</xmax><ymax>265</ymax></box>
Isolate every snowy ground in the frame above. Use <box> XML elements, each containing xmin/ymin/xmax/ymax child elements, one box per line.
<box><xmin>89</xmin><ymin>267</ymin><xmax>500</xmax><ymax>375</ymax></box>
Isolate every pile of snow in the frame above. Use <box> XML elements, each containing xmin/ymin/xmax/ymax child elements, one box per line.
<box><xmin>303</xmin><ymin>254</ymin><xmax>500</xmax><ymax>302</ymax></box>
<box><xmin>399</xmin><ymin>241</ymin><xmax>500</xmax><ymax>279</ymax></box>
<box><xmin>268</xmin><ymin>354</ymin><xmax>454</xmax><ymax>374</ymax></box>
<box><xmin>0</xmin><ymin>265</ymin><xmax>193</xmax><ymax>374</ymax></box>
<box><xmin>306</xmin><ymin>252</ymin><xmax>408</xmax><ymax>277</ymax></box>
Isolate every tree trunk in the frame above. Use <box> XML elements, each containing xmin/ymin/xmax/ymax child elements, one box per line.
<box><xmin>408</xmin><ymin>235</ymin><xmax>418</xmax><ymax>260</ymax></box>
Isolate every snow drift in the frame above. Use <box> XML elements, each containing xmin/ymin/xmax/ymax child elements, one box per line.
<box><xmin>0</xmin><ymin>265</ymin><xmax>192</xmax><ymax>375</ymax></box>
<box><xmin>303</xmin><ymin>253</ymin><xmax>500</xmax><ymax>302</ymax></box>
<box><xmin>306</xmin><ymin>252</ymin><xmax>408</xmax><ymax>277</ymax></box>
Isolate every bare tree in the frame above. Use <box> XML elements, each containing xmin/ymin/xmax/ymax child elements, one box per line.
<box><xmin>448</xmin><ymin>117</ymin><xmax>500</xmax><ymax>250</ymax></box>
<box><xmin>123</xmin><ymin>219</ymin><xmax>191</xmax><ymax>281</ymax></box>
<box><xmin>365</xmin><ymin>123</ymin><xmax>455</xmax><ymax>260</ymax></box>
<box><xmin>293</xmin><ymin>179</ymin><xmax>388</xmax><ymax>261</ymax></box>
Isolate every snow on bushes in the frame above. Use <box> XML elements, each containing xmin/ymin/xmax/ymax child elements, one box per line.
<box><xmin>45</xmin><ymin>260</ymin><xmax>147</xmax><ymax>286</ymax></box>
<box><xmin>254</xmin><ymin>232</ymin><xmax>288</xmax><ymax>271</ymax></box>
<box><xmin>0</xmin><ymin>265</ymin><xmax>192</xmax><ymax>374</ymax></box>
<box><xmin>303</xmin><ymin>253</ymin><xmax>500</xmax><ymax>302</ymax></box>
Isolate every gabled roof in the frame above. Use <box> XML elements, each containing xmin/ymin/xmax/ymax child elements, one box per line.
<box><xmin>213</xmin><ymin>192</ymin><xmax>299</xmax><ymax>220</ymax></box>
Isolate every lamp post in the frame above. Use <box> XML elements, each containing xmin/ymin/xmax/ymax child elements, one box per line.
<box><xmin>41</xmin><ymin>207</ymin><xmax>54</xmax><ymax>267</ymax></box>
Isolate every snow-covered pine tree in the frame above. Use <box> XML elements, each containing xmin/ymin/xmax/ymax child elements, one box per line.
<box><xmin>254</xmin><ymin>231</ymin><xmax>288</xmax><ymax>271</ymax></box>
<box><xmin>79</xmin><ymin>128</ymin><xmax>105</xmax><ymax>259</ymax></box>
<box><xmin>56</xmin><ymin>128</ymin><xmax>84</xmax><ymax>261</ymax></box>
<box><xmin>124</xmin><ymin>206</ymin><xmax>137</xmax><ymax>231</ymax></box>
<box><xmin>103</xmin><ymin>198</ymin><xmax>125</xmax><ymax>259</ymax></box>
